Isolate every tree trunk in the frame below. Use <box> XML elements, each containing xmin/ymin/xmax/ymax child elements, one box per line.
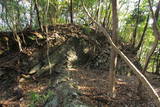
<box><xmin>70</xmin><ymin>0</ymin><xmax>73</xmax><ymax>23</ymax></box>
<box><xmin>109</xmin><ymin>0</ymin><xmax>118</xmax><ymax>98</ymax></box>
<box><xmin>102</xmin><ymin>3</ymin><xmax>111</xmax><ymax>28</ymax></box>
<box><xmin>131</xmin><ymin>0</ymin><xmax>141</xmax><ymax>47</ymax></box>
<box><xmin>34</xmin><ymin>0</ymin><xmax>43</xmax><ymax>31</ymax></box>
<box><xmin>136</xmin><ymin>15</ymin><xmax>149</xmax><ymax>51</ymax></box>
<box><xmin>97</xmin><ymin>0</ymin><xmax>102</xmax><ymax>23</ymax></box>
<box><xmin>29</xmin><ymin>0</ymin><xmax>33</xmax><ymax>28</ymax></box>
<box><xmin>155</xmin><ymin>49</ymin><xmax>160</xmax><ymax>74</ymax></box>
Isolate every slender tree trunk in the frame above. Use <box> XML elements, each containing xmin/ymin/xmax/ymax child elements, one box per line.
<box><xmin>155</xmin><ymin>49</ymin><xmax>160</xmax><ymax>74</ymax></box>
<box><xmin>97</xmin><ymin>0</ymin><xmax>102</xmax><ymax>23</ymax></box>
<box><xmin>3</xmin><ymin>1</ymin><xmax>22</xmax><ymax>52</ymax></box>
<box><xmin>102</xmin><ymin>3</ymin><xmax>111</xmax><ymax>27</ymax></box>
<box><xmin>70</xmin><ymin>0</ymin><xmax>73</xmax><ymax>23</ymax></box>
<box><xmin>34</xmin><ymin>0</ymin><xmax>43</xmax><ymax>31</ymax></box>
<box><xmin>109</xmin><ymin>0</ymin><xmax>118</xmax><ymax>98</ymax></box>
<box><xmin>131</xmin><ymin>0</ymin><xmax>141</xmax><ymax>47</ymax></box>
<box><xmin>136</xmin><ymin>15</ymin><xmax>149</xmax><ymax>51</ymax></box>
<box><xmin>95</xmin><ymin>0</ymin><xmax>100</xmax><ymax>22</ymax></box>
<box><xmin>29</xmin><ymin>0</ymin><xmax>33</xmax><ymax>28</ymax></box>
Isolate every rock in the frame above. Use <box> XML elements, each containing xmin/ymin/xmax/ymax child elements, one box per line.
<box><xmin>45</xmin><ymin>69</ymin><xmax>89</xmax><ymax>107</ymax></box>
<box><xmin>64</xmin><ymin>100</ymin><xmax>89</xmax><ymax>107</ymax></box>
<box><xmin>45</xmin><ymin>96</ymin><xmax>59</xmax><ymax>107</ymax></box>
<box><xmin>19</xmin><ymin>78</ymin><xmax>25</xmax><ymax>83</ymax></box>
<box><xmin>29</xmin><ymin>63</ymin><xmax>42</xmax><ymax>75</ymax></box>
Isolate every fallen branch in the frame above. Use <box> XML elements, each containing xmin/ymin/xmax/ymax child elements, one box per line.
<box><xmin>82</xmin><ymin>1</ymin><xmax>160</xmax><ymax>106</ymax></box>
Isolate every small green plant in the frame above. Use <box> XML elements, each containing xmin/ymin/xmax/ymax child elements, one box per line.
<box><xmin>28</xmin><ymin>90</ymin><xmax>54</xmax><ymax>107</ymax></box>
<box><xmin>27</xmin><ymin>35</ymin><xmax>37</xmax><ymax>40</ymax></box>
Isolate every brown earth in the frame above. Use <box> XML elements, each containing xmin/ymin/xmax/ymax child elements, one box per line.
<box><xmin>0</xmin><ymin>24</ymin><xmax>159</xmax><ymax>107</ymax></box>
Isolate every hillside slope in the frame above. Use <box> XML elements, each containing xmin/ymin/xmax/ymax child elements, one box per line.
<box><xmin>0</xmin><ymin>24</ymin><xmax>157</xmax><ymax>107</ymax></box>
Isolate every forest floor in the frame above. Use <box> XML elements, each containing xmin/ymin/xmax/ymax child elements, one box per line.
<box><xmin>0</xmin><ymin>66</ymin><xmax>159</xmax><ymax>107</ymax></box>
<box><xmin>0</xmin><ymin>24</ymin><xmax>160</xmax><ymax>107</ymax></box>
<box><xmin>69</xmin><ymin>68</ymin><xmax>158</xmax><ymax>107</ymax></box>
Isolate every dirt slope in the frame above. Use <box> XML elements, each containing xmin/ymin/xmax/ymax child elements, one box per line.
<box><xmin>0</xmin><ymin>24</ymin><xmax>159</xmax><ymax>107</ymax></box>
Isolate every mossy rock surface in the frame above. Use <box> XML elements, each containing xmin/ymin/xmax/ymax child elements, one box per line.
<box><xmin>45</xmin><ymin>69</ymin><xmax>89</xmax><ymax>107</ymax></box>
